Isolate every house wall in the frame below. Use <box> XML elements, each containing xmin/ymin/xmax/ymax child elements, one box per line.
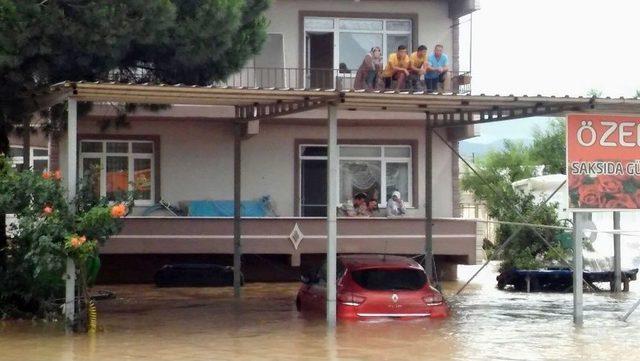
<box><xmin>59</xmin><ymin>114</ymin><xmax>455</xmax><ymax>218</ymax></box>
<box><xmin>265</xmin><ymin>0</ymin><xmax>454</xmax><ymax>69</ymax></box>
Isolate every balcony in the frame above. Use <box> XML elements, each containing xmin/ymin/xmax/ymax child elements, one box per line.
<box><xmin>215</xmin><ymin>67</ymin><xmax>472</xmax><ymax>94</ymax></box>
<box><xmin>103</xmin><ymin>216</ymin><xmax>482</xmax><ymax>266</ymax></box>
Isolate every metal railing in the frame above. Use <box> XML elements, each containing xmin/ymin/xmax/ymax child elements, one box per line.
<box><xmin>215</xmin><ymin>67</ymin><xmax>471</xmax><ymax>94</ymax></box>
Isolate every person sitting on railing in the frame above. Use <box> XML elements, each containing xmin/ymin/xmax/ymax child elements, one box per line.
<box><xmin>354</xmin><ymin>47</ymin><xmax>383</xmax><ymax>90</ymax></box>
<box><xmin>408</xmin><ymin>45</ymin><xmax>429</xmax><ymax>91</ymax></box>
<box><xmin>425</xmin><ymin>44</ymin><xmax>449</xmax><ymax>92</ymax></box>
<box><xmin>382</xmin><ymin>45</ymin><xmax>411</xmax><ymax>90</ymax></box>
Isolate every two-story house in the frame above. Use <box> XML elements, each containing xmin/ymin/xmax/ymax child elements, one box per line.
<box><xmin>54</xmin><ymin>0</ymin><xmax>486</xmax><ymax>283</ymax></box>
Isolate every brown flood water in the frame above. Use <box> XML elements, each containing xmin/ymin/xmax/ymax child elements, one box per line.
<box><xmin>1</xmin><ymin>265</ymin><xmax>639</xmax><ymax>361</ymax></box>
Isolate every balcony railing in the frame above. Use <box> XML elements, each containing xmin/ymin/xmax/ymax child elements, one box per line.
<box><xmin>215</xmin><ymin>67</ymin><xmax>471</xmax><ymax>94</ymax></box>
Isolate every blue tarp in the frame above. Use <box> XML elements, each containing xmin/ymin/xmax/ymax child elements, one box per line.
<box><xmin>188</xmin><ymin>199</ymin><xmax>269</xmax><ymax>217</ymax></box>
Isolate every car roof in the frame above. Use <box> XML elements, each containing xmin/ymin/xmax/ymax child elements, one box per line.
<box><xmin>338</xmin><ymin>254</ymin><xmax>424</xmax><ymax>270</ymax></box>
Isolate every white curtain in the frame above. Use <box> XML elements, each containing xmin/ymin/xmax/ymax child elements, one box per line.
<box><xmin>386</xmin><ymin>163</ymin><xmax>409</xmax><ymax>202</ymax></box>
<box><xmin>340</xmin><ymin>161</ymin><xmax>381</xmax><ymax>201</ymax></box>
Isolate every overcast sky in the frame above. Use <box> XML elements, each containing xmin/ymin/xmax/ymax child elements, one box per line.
<box><xmin>460</xmin><ymin>0</ymin><xmax>640</xmax><ymax>144</ymax></box>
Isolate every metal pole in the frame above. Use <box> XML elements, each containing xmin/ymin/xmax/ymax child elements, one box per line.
<box><xmin>424</xmin><ymin>119</ymin><xmax>434</xmax><ymax>283</ymax></box>
<box><xmin>21</xmin><ymin>117</ymin><xmax>31</xmax><ymax>171</ymax></box>
<box><xmin>326</xmin><ymin>104</ymin><xmax>338</xmax><ymax>327</ymax></box>
<box><xmin>233</xmin><ymin>123</ymin><xmax>242</xmax><ymax>298</ymax></box>
<box><xmin>64</xmin><ymin>258</ymin><xmax>75</xmax><ymax>330</ymax></box>
<box><xmin>573</xmin><ymin>212</ymin><xmax>588</xmax><ymax>325</ymax></box>
<box><xmin>469</xmin><ymin>14</ymin><xmax>473</xmax><ymax>75</ymax></box>
<box><xmin>613</xmin><ymin>211</ymin><xmax>622</xmax><ymax>293</ymax></box>
<box><xmin>622</xmin><ymin>298</ymin><xmax>640</xmax><ymax>321</ymax></box>
<box><xmin>67</xmin><ymin>98</ymin><xmax>77</xmax><ymax>199</ymax></box>
<box><xmin>64</xmin><ymin>98</ymin><xmax>78</xmax><ymax>330</ymax></box>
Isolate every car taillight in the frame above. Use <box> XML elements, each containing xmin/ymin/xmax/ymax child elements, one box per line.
<box><xmin>422</xmin><ymin>293</ymin><xmax>444</xmax><ymax>306</ymax></box>
<box><xmin>337</xmin><ymin>293</ymin><xmax>366</xmax><ymax>306</ymax></box>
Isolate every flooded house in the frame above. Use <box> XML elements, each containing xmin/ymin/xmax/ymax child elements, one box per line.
<box><xmin>52</xmin><ymin>0</ymin><xmax>484</xmax><ymax>283</ymax></box>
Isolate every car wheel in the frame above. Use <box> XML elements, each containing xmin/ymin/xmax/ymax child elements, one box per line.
<box><xmin>295</xmin><ymin>296</ymin><xmax>302</xmax><ymax>312</ymax></box>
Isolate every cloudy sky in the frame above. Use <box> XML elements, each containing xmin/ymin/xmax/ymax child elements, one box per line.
<box><xmin>460</xmin><ymin>0</ymin><xmax>640</xmax><ymax>144</ymax></box>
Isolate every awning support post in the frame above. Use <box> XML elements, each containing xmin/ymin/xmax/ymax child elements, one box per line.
<box><xmin>326</xmin><ymin>104</ymin><xmax>338</xmax><ymax>327</ymax></box>
<box><xmin>64</xmin><ymin>98</ymin><xmax>78</xmax><ymax>330</ymax></box>
<box><xmin>233</xmin><ymin>122</ymin><xmax>242</xmax><ymax>298</ymax></box>
<box><xmin>424</xmin><ymin>118</ymin><xmax>434</xmax><ymax>283</ymax></box>
<box><xmin>573</xmin><ymin>212</ymin><xmax>588</xmax><ymax>325</ymax></box>
<box><xmin>613</xmin><ymin>211</ymin><xmax>622</xmax><ymax>293</ymax></box>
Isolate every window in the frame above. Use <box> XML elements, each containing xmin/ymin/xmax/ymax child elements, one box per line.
<box><xmin>79</xmin><ymin>140</ymin><xmax>155</xmax><ymax>205</ymax></box>
<box><xmin>8</xmin><ymin>146</ymin><xmax>49</xmax><ymax>173</ymax></box>
<box><xmin>304</xmin><ymin>16</ymin><xmax>412</xmax><ymax>78</ymax></box>
<box><xmin>351</xmin><ymin>268</ymin><xmax>426</xmax><ymax>291</ymax></box>
<box><xmin>299</xmin><ymin>144</ymin><xmax>412</xmax><ymax>216</ymax></box>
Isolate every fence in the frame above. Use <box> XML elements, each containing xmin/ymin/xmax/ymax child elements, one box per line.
<box><xmin>215</xmin><ymin>67</ymin><xmax>472</xmax><ymax>94</ymax></box>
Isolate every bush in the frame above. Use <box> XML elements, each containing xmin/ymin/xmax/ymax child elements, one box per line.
<box><xmin>0</xmin><ymin>156</ymin><xmax>131</xmax><ymax>321</ymax></box>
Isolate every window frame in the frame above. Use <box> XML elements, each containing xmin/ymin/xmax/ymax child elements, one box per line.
<box><xmin>303</xmin><ymin>15</ymin><xmax>413</xmax><ymax>83</ymax></box>
<box><xmin>8</xmin><ymin>145</ymin><xmax>49</xmax><ymax>171</ymax></box>
<box><xmin>79</xmin><ymin>139</ymin><xmax>156</xmax><ymax>206</ymax></box>
<box><xmin>298</xmin><ymin>143</ymin><xmax>413</xmax><ymax>215</ymax></box>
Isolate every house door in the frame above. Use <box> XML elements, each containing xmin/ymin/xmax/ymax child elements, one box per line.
<box><xmin>300</xmin><ymin>159</ymin><xmax>327</xmax><ymax>217</ymax></box>
<box><xmin>306</xmin><ymin>32</ymin><xmax>334</xmax><ymax>89</ymax></box>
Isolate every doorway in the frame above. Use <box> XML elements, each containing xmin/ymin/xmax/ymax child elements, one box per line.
<box><xmin>306</xmin><ymin>32</ymin><xmax>334</xmax><ymax>88</ymax></box>
<box><xmin>300</xmin><ymin>158</ymin><xmax>327</xmax><ymax>217</ymax></box>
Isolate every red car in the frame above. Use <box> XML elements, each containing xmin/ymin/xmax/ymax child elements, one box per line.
<box><xmin>296</xmin><ymin>255</ymin><xmax>448</xmax><ymax>319</ymax></box>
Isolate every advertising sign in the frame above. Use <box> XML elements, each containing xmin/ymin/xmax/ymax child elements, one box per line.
<box><xmin>567</xmin><ymin>113</ymin><xmax>640</xmax><ymax>210</ymax></box>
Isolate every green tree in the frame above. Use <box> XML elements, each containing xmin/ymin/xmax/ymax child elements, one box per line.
<box><xmin>530</xmin><ymin>118</ymin><xmax>566</xmax><ymax>174</ymax></box>
<box><xmin>461</xmin><ymin>136</ymin><xmax>565</xmax><ymax>272</ymax></box>
<box><xmin>0</xmin><ymin>0</ymin><xmax>270</xmax><ymax>154</ymax></box>
<box><xmin>635</xmin><ymin>89</ymin><xmax>640</xmax><ymax>98</ymax></box>
<box><xmin>461</xmin><ymin>140</ymin><xmax>537</xmax><ymax>203</ymax></box>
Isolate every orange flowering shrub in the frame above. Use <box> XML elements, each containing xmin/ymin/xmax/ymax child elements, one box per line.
<box><xmin>110</xmin><ymin>203</ymin><xmax>127</xmax><ymax>218</ymax></box>
<box><xmin>0</xmin><ymin>157</ymin><xmax>132</xmax><ymax>322</ymax></box>
<box><xmin>570</xmin><ymin>174</ymin><xmax>640</xmax><ymax>209</ymax></box>
<box><xmin>65</xmin><ymin>235</ymin><xmax>96</xmax><ymax>263</ymax></box>
<box><xmin>42</xmin><ymin>170</ymin><xmax>62</xmax><ymax>181</ymax></box>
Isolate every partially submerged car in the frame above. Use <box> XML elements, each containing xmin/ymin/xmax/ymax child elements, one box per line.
<box><xmin>296</xmin><ymin>255</ymin><xmax>448</xmax><ymax>319</ymax></box>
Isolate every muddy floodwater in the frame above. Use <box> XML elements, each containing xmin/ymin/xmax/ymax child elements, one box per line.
<box><xmin>1</xmin><ymin>265</ymin><xmax>639</xmax><ymax>361</ymax></box>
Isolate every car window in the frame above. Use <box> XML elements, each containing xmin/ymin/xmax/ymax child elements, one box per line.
<box><xmin>351</xmin><ymin>268</ymin><xmax>426</xmax><ymax>290</ymax></box>
<box><xmin>316</xmin><ymin>261</ymin><xmax>346</xmax><ymax>283</ymax></box>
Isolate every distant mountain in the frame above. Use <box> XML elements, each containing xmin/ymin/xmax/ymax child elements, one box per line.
<box><xmin>459</xmin><ymin>138</ymin><xmax>532</xmax><ymax>159</ymax></box>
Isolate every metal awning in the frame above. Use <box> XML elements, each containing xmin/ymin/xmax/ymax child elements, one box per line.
<box><xmin>51</xmin><ymin>81</ymin><xmax>640</xmax><ymax>126</ymax></box>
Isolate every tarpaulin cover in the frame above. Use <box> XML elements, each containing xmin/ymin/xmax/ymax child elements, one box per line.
<box><xmin>187</xmin><ymin>199</ymin><xmax>268</xmax><ymax>217</ymax></box>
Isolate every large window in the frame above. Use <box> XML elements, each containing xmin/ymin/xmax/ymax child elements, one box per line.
<box><xmin>304</xmin><ymin>16</ymin><xmax>412</xmax><ymax>74</ymax></box>
<box><xmin>299</xmin><ymin>144</ymin><xmax>412</xmax><ymax>216</ymax></box>
<box><xmin>8</xmin><ymin>146</ymin><xmax>49</xmax><ymax>173</ymax></box>
<box><xmin>79</xmin><ymin>140</ymin><xmax>155</xmax><ymax>205</ymax></box>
